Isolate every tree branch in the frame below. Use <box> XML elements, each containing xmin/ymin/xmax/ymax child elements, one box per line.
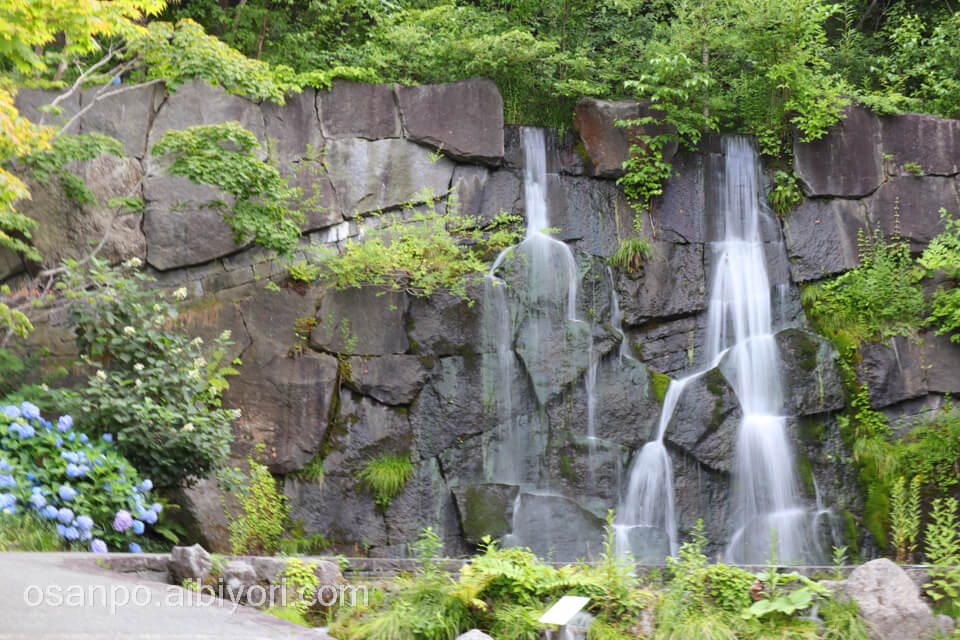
<box><xmin>55</xmin><ymin>75</ymin><xmax>162</xmax><ymax>139</ymax></box>
<box><xmin>43</xmin><ymin>43</ymin><xmax>126</xmax><ymax>125</ymax></box>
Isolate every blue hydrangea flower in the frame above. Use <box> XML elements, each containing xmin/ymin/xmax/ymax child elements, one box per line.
<box><xmin>91</xmin><ymin>539</ymin><xmax>108</xmax><ymax>553</ymax></box>
<box><xmin>55</xmin><ymin>437</ymin><xmax>63</xmax><ymax>448</ymax></box>
<box><xmin>64</xmin><ymin>526</ymin><xmax>80</xmax><ymax>541</ymax></box>
<box><xmin>80</xmin><ymin>529</ymin><xmax>92</xmax><ymax>541</ymax></box>
<box><xmin>28</xmin><ymin>493</ymin><xmax>46</xmax><ymax>509</ymax></box>
<box><xmin>75</xmin><ymin>515</ymin><xmax>94</xmax><ymax>531</ymax></box>
<box><xmin>142</xmin><ymin>509</ymin><xmax>158</xmax><ymax>525</ymax></box>
<box><xmin>65</xmin><ymin>463</ymin><xmax>82</xmax><ymax>478</ymax></box>
<box><xmin>0</xmin><ymin>459</ymin><xmax>12</xmax><ymax>471</ymax></box>
<box><xmin>78</xmin><ymin>434</ymin><xmax>88</xmax><ymax>444</ymax></box>
<box><xmin>19</xmin><ymin>402</ymin><xmax>40</xmax><ymax>420</ymax></box>
<box><xmin>41</xmin><ymin>505</ymin><xmax>58</xmax><ymax>519</ymax></box>
<box><xmin>67</xmin><ymin>432</ymin><xmax>75</xmax><ymax>442</ymax></box>
<box><xmin>57</xmin><ymin>507</ymin><xmax>74</xmax><ymax>525</ymax></box>
<box><xmin>1</xmin><ymin>405</ymin><xmax>19</xmax><ymax>419</ymax></box>
<box><xmin>0</xmin><ymin>474</ymin><xmax>15</xmax><ymax>488</ymax></box>
<box><xmin>11</xmin><ymin>423</ymin><xmax>35</xmax><ymax>438</ymax></box>
<box><xmin>113</xmin><ymin>510</ymin><xmax>133</xmax><ymax>532</ymax></box>
<box><xmin>0</xmin><ymin>494</ymin><xmax>15</xmax><ymax>509</ymax></box>
<box><xmin>56</xmin><ymin>524</ymin><xmax>66</xmax><ymax>537</ymax></box>
<box><xmin>56</xmin><ymin>415</ymin><xmax>73</xmax><ymax>432</ymax></box>
<box><xmin>128</xmin><ymin>542</ymin><xmax>142</xmax><ymax>553</ymax></box>
<box><xmin>132</xmin><ymin>520</ymin><xmax>145</xmax><ymax>535</ymax></box>
<box><xmin>151</xmin><ymin>503</ymin><xmax>163</xmax><ymax>514</ymax></box>
<box><xmin>102</xmin><ymin>434</ymin><xmax>113</xmax><ymax>443</ymax></box>
<box><xmin>58</xmin><ymin>485</ymin><xmax>77</xmax><ymax>501</ymax></box>
<box><xmin>141</xmin><ymin>479</ymin><xmax>153</xmax><ymax>492</ymax></box>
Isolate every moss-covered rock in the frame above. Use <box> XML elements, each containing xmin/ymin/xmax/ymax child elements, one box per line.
<box><xmin>450</xmin><ymin>483</ymin><xmax>519</xmax><ymax>546</ymax></box>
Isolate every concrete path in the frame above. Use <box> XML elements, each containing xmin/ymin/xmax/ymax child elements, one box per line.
<box><xmin>0</xmin><ymin>553</ymin><xmax>333</xmax><ymax>639</ymax></box>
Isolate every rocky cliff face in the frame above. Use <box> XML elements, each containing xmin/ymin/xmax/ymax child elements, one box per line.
<box><xmin>8</xmin><ymin>81</ymin><xmax>960</xmax><ymax>559</ymax></box>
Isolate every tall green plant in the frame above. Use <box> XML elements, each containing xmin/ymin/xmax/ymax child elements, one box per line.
<box><xmin>889</xmin><ymin>474</ymin><xmax>922</xmax><ymax>563</ymax></box>
<box><xmin>924</xmin><ymin>497</ymin><xmax>960</xmax><ymax>616</ymax></box>
<box><xmin>63</xmin><ymin>257</ymin><xmax>238</xmax><ymax>488</ymax></box>
<box><xmin>227</xmin><ymin>455</ymin><xmax>289</xmax><ymax>556</ymax></box>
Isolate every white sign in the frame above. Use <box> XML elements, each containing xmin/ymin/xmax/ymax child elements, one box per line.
<box><xmin>538</xmin><ymin>595</ymin><xmax>590</xmax><ymax>626</ymax></box>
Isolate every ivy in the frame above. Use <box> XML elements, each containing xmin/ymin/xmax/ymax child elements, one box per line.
<box><xmin>150</xmin><ymin>122</ymin><xmax>304</xmax><ymax>257</ymax></box>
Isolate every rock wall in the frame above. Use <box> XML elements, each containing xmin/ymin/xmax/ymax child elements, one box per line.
<box><xmin>8</xmin><ymin>81</ymin><xmax>960</xmax><ymax>559</ymax></box>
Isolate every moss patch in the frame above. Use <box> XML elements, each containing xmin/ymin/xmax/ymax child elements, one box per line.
<box><xmin>651</xmin><ymin>371</ymin><xmax>671</xmax><ymax>405</ymax></box>
<box><xmin>705</xmin><ymin>368</ymin><xmax>727</xmax><ymax>397</ymax></box>
<box><xmin>559</xmin><ymin>455</ymin><xmax>575</xmax><ymax>483</ymax></box>
<box><xmin>841</xmin><ymin>510</ymin><xmax>859</xmax><ymax>556</ymax></box>
<box><xmin>795</xmin><ymin>332</ymin><xmax>819</xmax><ymax>371</ymax></box>
<box><xmin>795</xmin><ymin>448</ymin><xmax>815</xmax><ymax>497</ymax></box>
<box><xmin>798</xmin><ymin>415</ymin><xmax>826</xmax><ymax>444</ymax></box>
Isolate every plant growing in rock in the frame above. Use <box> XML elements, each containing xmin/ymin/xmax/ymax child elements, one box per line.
<box><xmin>920</xmin><ymin>209</ymin><xmax>960</xmax><ymax>343</ymax></box>
<box><xmin>610</xmin><ymin>214</ymin><xmax>653</xmax><ymax>274</ymax></box>
<box><xmin>768</xmin><ymin>170</ymin><xmax>804</xmax><ymax>217</ymax></box>
<box><xmin>306</xmin><ymin>193</ymin><xmax>522</xmax><ymax>302</ymax></box>
<box><xmin>357</xmin><ymin>453</ymin><xmax>413</xmax><ymax>512</ymax></box>
<box><xmin>924</xmin><ymin>497</ymin><xmax>960</xmax><ymax>616</ymax></box>
<box><xmin>0</xmin><ymin>402</ymin><xmax>164</xmax><ymax>551</ymax></box>
<box><xmin>889</xmin><ymin>474</ymin><xmax>923</xmax><ymax>563</ymax></box>
<box><xmin>61</xmin><ymin>257</ymin><xmax>238</xmax><ymax>488</ymax></box>
<box><xmin>226</xmin><ymin>454</ymin><xmax>289</xmax><ymax>556</ymax></box>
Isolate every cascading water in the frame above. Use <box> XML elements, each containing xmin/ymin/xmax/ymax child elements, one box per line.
<box><xmin>484</xmin><ymin>127</ymin><xmax>588</xmax><ymax>551</ymax></box>
<box><xmin>617</xmin><ymin>135</ymin><xmax>821</xmax><ymax>564</ymax></box>
<box><xmin>709</xmin><ymin>136</ymin><xmax>810</xmax><ymax>563</ymax></box>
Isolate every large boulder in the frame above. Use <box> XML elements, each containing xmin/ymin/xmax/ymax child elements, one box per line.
<box><xmin>171</xmin><ymin>476</ymin><xmax>235</xmax><ymax>553</ymax></box>
<box><xmin>344</xmin><ymin>355</ymin><xmax>430</xmax><ymax>405</ymax></box>
<box><xmin>508</xmin><ymin>492</ymin><xmax>606</xmax><ymax>560</ymax></box>
<box><xmin>406</xmin><ymin>280</ymin><xmax>485</xmax><ymax>357</ymax></box>
<box><xmin>665</xmin><ymin>367</ymin><xmax>742</xmax><ymax>472</ymax></box>
<box><xmin>318</xmin><ymin>81</ymin><xmax>400</xmax><ymax>140</ymax></box>
<box><xmin>78</xmin><ymin>84</ymin><xmax>159</xmax><ymax>157</ymax></box>
<box><xmin>286</xmin><ymin>474</ymin><xmax>389</xmax><ymax>548</ymax></box>
<box><xmin>864</xmin><ymin>176</ymin><xmax>958</xmax><ymax>250</ymax></box>
<box><xmin>548</xmin><ymin>174</ymin><xmax>632</xmax><ymax>258</ymax></box>
<box><xmin>261</xmin><ymin>88</ymin><xmax>325</xmax><ymax>160</ymax></box>
<box><xmin>311</xmin><ymin>288</ymin><xmax>410</xmax><ymax>355</ymax></box>
<box><xmin>396</xmin><ymin>78</ymin><xmax>504</xmax><ymax>165</ymax></box>
<box><xmin>324</xmin><ymin>138</ymin><xmax>455</xmax><ymax>216</ymax></box>
<box><xmin>456</xmin><ymin>631</ymin><xmax>494</xmax><ymax>640</ymax></box>
<box><xmin>16</xmin><ymin>154</ymin><xmax>146</xmax><ymax>269</ymax></box>
<box><xmin>842</xmin><ymin>558</ymin><xmax>939</xmax><ymax>640</ymax></box>
<box><xmin>776</xmin><ymin>329</ymin><xmax>845</xmax><ymax>415</ymax></box>
<box><xmin>447</xmin><ymin>166</ymin><xmax>522</xmax><ymax>222</ymax></box>
<box><xmin>615</xmin><ymin>242</ymin><xmax>707</xmax><ymax>323</ymax></box>
<box><xmin>650</xmin><ymin>151</ymin><xmax>707</xmax><ymax>244</ymax></box>
<box><xmin>632</xmin><ymin>314</ymin><xmax>708</xmax><ymax>376</ymax></box>
<box><xmin>794</xmin><ymin>104</ymin><xmax>885</xmax><ymax>198</ymax></box>
<box><xmin>322</xmin><ymin>391</ymin><xmax>413</xmax><ymax>474</ymax></box>
<box><xmin>881</xmin><ymin>113</ymin><xmax>960</xmax><ymax>177</ymax></box>
<box><xmin>857</xmin><ymin>336</ymin><xmax>930</xmax><ymax>409</ymax></box>
<box><xmin>451</xmin><ymin>483</ymin><xmax>519</xmax><ymax>546</ymax></box>
<box><xmin>785</xmin><ymin>198</ymin><xmax>868</xmax><ymax>282</ymax></box>
<box><xmin>169</xmin><ymin>544</ymin><xmax>213</xmax><ymax>584</ymax></box>
<box><xmin>573</xmin><ymin>98</ymin><xmax>677</xmax><ymax>179</ymax></box>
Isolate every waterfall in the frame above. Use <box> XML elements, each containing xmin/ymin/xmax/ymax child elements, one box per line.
<box><xmin>616</xmin><ymin>135</ymin><xmax>820</xmax><ymax>564</ymax></box>
<box><xmin>711</xmin><ymin>136</ymin><xmax>809</xmax><ymax>564</ymax></box>
<box><xmin>484</xmin><ymin>127</ymin><xmax>588</xmax><ymax>551</ymax></box>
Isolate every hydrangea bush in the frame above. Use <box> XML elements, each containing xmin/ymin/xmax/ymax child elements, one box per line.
<box><xmin>1</xmin><ymin>402</ymin><xmax>161</xmax><ymax>552</ymax></box>
<box><xmin>60</xmin><ymin>257</ymin><xmax>238</xmax><ymax>488</ymax></box>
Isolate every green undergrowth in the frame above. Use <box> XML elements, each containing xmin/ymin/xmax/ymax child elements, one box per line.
<box><xmin>328</xmin><ymin>517</ymin><xmax>871</xmax><ymax>640</ymax></box>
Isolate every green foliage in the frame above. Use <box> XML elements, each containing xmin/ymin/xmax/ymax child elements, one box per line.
<box><xmin>19</xmin><ymin>133</ymin><xmax>125</xmax><ymax>207</ymax></box>
<box><xmin>284</xmin><ymin>557</ymin><xmax>321</xmax><ymax>613</ymax></box>
<box><xmin>0</xmin><ymin>512</ymin><xmax>64</xmax><ymax>552</ymax></box>
<box><xmin>357</xmin><ymin>453</ymin><xmax>413</xmax><ymax>512</ymax></box>
<box><xmin>610</xmin><ymin>237</ymin><xmax>654</xmax><ymax>273</ymax></box>
<box><xmin>62</xmin><ymin>257</ymin><xmax>237</xmax><ymax>488</ymax></box>
<box><xmin>151</xmin><ymin>122</ymin><xmax>304</xmax><ymax>257</ymax></box>
<box><xmin>819</xmin><ymin>597</ymin><xmax>871</xmax><ymax>640</ymax></box>
<box><xmin>924</xmin><ymin>498</ymin><xmax>960</xmax><ymax>616</ymax></box>
<box><xmin>920</xmin><ymin>209</ymin><xmax>960</xmax><ymax>343</ymax></box>
<box><xmin>898</xmin><ymin>402</ymin><xmax>960</xmax><ymax>491</ymax></box>
<box><xmin>890</xmin><ymin>474</ymin><xmax>923</xmax><ymax>563</ymax></box>
<box><xmin>802</xmin><ymin>225</ymin><xmax>924</xmax><ymax>345</ymax></box>
<box><xmin>768</xmin><ymin>170</ymin><xmax>803</xmax><ymax>217</ymax></box>
<box><xmin>133</xmin><ymin>18</ymin><xmax>293</xmax><ymax>102</ymax></box>
<box><xmin>294</xmin><ymin>455</ymin><xmax>324</xmax><ymax>485</ymax></box>
<box><xmin>288</xmin><ymin>260</ymin><xmax>321</xmax><ymax>284</ymax></box>
<box><xmin>903</xmin><ymin>162</ymin><xmax>924</xmax><ymax>176</ymax></box>
<box><xmin>226</xmin><ymin>455</ymin><xmax>289</xmax><ymax>556</ymax></box>
<box><xmin>309</xmin><ymin>198</ymin><xmax>522</xmax><ymax>302</ymax></box>
<box><xmin>651</xmin><ymin>371</ymin><xmax>671</xmax><ymax>404</ymax></box>
<box><xmin>265</xmin><ymin>605</ymin><xmax>312</xmax><ymax>627</ymax></box>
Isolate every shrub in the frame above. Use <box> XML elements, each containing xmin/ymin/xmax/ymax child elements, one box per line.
<box><xmin>610</xmin><ymin>238</ymin><xmax>654</xmax><ymax>274</ymax></box>
<box><xmin>357</xmin><ymin>453</ymin><xmax>413</xmax><ymax>512</ymax></box>
<box><xmin>0</xmin><ymin>403</ymin><xmax>163</xmax><ymax>551</ymax></box>
<box><xmin>226</xmin><ymin>456</ymin><xmax>289</xmax><ymax>556</ymax></box>
<box><xmin>62</xmin><ymin>257</ymin><xmax>238</xmax><ymax>488</ymax></box>
<box><xmin>768</xmin><ymin>170</ymin><xmax>804</xmax><ymax>217</ymax></box>
<box><xmin>308</xmin><ymin>196</ymin><xmax>522</xmax><ymax>302</ymax></box>
<box><xmin>920</xmin><ymin>209</ymin><xmax>960</xmax><ymax>343</ymax></box>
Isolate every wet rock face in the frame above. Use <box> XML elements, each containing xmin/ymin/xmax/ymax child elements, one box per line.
<box><xmin>17</xmin><ymin>78</ymin><xmax>959</xmax><ymax>561</ymax></box>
